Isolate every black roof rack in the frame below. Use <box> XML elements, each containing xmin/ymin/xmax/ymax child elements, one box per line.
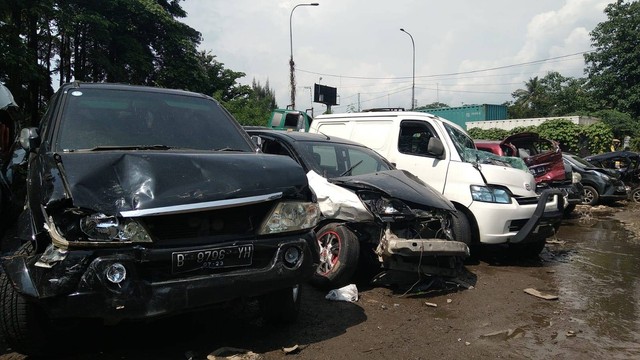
<box><xmin>362</xmin><ymin>107</ymin><xmax>405</xmax><ymax>112</ymax></box>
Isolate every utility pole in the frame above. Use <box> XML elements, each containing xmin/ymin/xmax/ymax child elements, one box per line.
<box><xmin>289</xmin><ymin>3</ymin><xmax>319</xmax><ymax>109</ymax></box>
<box><xmin>400</xmin><ymin>28</ymin><xmax>415</xmax><ymax>110</ymax></box>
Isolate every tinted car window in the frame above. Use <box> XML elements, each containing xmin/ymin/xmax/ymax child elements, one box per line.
<box><xmin>294</xmin><ymin>141</ymin><xmax>392</xmax><ymax>178</ymax></box>
<box><xmin>55</xmin><ymin>88</ymin><xmax>253</xmax><ymax>152</ymax></box>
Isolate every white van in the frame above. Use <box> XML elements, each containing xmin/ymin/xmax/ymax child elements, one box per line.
<box><xmin>309</xmin><ymin>110</ymin><xmax>564</xmax><ymax>256</ymax></box>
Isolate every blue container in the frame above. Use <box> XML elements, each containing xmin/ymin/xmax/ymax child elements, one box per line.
<box><xmin>417</xmin><ymin>104</ymin><xmax>507</xmax><ymax>129</ymax></box>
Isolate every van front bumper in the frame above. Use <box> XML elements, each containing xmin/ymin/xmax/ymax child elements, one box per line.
<box><xmin>470</xmin><ymin>189</ymin><xmax>564</xmax><ymax>245</ymax></box>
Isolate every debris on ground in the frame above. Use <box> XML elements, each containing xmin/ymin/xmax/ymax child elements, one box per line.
<box><xmin>208</xmin><ymin>347</ymin><xmax>264</xmax><ymax>360</ymax></box>
<box><xmin>524</xmin><ymin>288</ymin><xmax>558</xmax><ymax>300</ymax></box>
<box><xmin>282</xmin><ymin>344</ymin><xmax>307</xmax><ymax>355</ymax></box>
<box><xmin>546</xmin><ymin>239</ymin><xmax>565</xmax><ymax>245</ymax></box>
<box><xmin>480</xmin><ymin>328</ymin><xmax>526</xmax><ymax>340</ymax></box>
<box><xmin>326</xmin><ymin>284</ymin><xmax>359</xmax><ymax>302</ymax></box>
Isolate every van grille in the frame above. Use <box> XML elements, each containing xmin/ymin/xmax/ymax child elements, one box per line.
<box><xmin>514</xmin><ymin>196</ymin><xmax>539</xmax><ymax>205</ymax></box>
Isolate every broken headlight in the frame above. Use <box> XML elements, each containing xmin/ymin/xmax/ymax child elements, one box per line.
<box><xmin>80</xmin><ymin>213</ymin><xmax>151</xmax><ymax>242</ymax></box>
<box><xmin>359</xmin><ymin>192</ymin><xmax>414</xmax><ymax>218</ymax></box>
<box><xmin>259</xmin><ymin>201</ymin><xmax>320</xmax><ymax>234</ymax></box>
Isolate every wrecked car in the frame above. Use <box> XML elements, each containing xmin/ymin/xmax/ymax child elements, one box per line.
<box><xmin>474</xmin><ymin>132</ymin><xmax>583</xmax><ymax>214</ymax></box>
<box><xmin>585</xmin><ymin>150</ymin><xmax>640</xmax><ymax>203</ymax></box>
<box><xmin>245</xmin><ymin>128</ymin><xmax>469</xmax><ymax>289</ymax></box>
<box><xmin>0</xmin><ymin>84</ymin><xmax>21</xmax><ymax>237</ymax></box>
<box><xmin>0</xmin><ymin>82</ymin><xmax>321</xmax><ymax>357</ymax></box>
<box><xmin>563</xmin><ymin>153</ymin><xmax>629</xmax><ymax>205</ymax></box>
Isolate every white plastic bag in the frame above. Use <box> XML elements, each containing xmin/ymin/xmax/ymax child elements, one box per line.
<box><xmin>325</xmin><ymin>284</ymin><xmax>358</xmax><ymax>302</ymax></box>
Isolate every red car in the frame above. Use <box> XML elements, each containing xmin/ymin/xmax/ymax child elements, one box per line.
<box><xmin>474</xmin><ymin>132</ymin><xmax>583</xmax><ymax>214</ymax></box>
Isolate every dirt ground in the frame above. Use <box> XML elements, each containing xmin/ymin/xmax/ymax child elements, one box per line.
<box><xmin>1</xmin><ymin>202</ymin><xmax>639</xmax><ymax>360</ymax></box>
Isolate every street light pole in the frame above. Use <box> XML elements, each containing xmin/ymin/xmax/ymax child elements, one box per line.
<box><xmin>400</xmin><ymin>28</ymin><xmax>415</xmax><ymax>110</ymax></box>
<box><xmin>289</xmin><ymin>2</ymin><xmax>319</xmax><ymax>110</ymax></box>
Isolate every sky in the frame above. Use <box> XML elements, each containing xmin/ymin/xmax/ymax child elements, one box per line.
<box><xmin>180</xmin><ymin>0</ymin><xmax>612</xmax><ymax>115</ymax></box>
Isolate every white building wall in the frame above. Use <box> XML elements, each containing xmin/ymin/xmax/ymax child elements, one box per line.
<box><xmin>466</xmin><ymin>116</ymin><xmax>600</xmax><ymax>130</ymax></box>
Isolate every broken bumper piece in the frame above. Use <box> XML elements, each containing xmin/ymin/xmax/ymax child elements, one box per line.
<box><xmin>376</xmin><ymin>228</ymin><xmax>470</xmax><ymax>277</ymax></box>
<box><xmin>385</xmin><ymin>238</ymin><xmax>470</xmax><ymax>258</ymax></box>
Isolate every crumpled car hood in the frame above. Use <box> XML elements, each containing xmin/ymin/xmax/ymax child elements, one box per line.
<box><xmin>53</xmin><ymin>151</ymin><xmax>309</xmax><ymax>215</ymax></box>
<box><xmin>329</xmin><ymin>169</ymin><xmax>455</xmax><ymax>211</ymax></box>
<box><xmin>502</xmin><ymin>131</ymin><xmax>540</xmax><ymax>145</ymax></box>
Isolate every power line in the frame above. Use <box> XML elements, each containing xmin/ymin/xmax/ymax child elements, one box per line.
<box><xmin>297</xmin><ymin>51</ymin><xmax>591</xmax><ymax>81</ymax></box>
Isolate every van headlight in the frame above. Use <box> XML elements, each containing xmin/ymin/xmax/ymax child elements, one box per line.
<box><xmin>470</xmin><ymin>185</ymin><xmax>512</xmax><ymax>204</ymax></box>
<box><xmin>259</xmin><ymin>201</ymin><xmax>320</xmax><ymax>234</ymax></box>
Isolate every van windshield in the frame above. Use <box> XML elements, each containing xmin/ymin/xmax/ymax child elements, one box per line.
<box><xmin>443</xmin><ymin>122</ymin><xmax>528</xmax><ymax>170</ymax></box>
<box><xmin>443</xmin><ymin>122</ymin><xmax>479</xmax><ymax>162</ymax></box>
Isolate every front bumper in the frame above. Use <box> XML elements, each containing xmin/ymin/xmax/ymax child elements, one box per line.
<box><xmin>599</xmin><ymin>181</ymin><xmax>629</xmax><ymax>202</ymax></box>
<box><xmin>471</xmin><ymin>188</ymin><xmax>564</xmax><ymax>245</ymax></box>
<box><xmin>538</xmin><ymin>182</ymin><xmax>583</xmax><ymax>206</ymax></box>
<box><xmin>510</xmin><ymin>189</ymin><xmax>563</xmax><ymax>243</ymax></box>
<box><xmin>1</xmin><ymin>232</ymin><xmax>319</xmax><ymax>322</ymax></box>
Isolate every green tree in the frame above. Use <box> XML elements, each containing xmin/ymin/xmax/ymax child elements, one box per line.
<box><xmin>510</xmin><ymin>76</ymin><xmax>550</xmax><ymax>118</ymax></box>
<box><xmin>417</xmin><ymin>102</ymin><xmax>449</xmax><ymax>110</ymax></box>
<box><xmin>536</xmin><ymin>119</ymin><xmax>580</xmax><ymax>152</ymax></box>
<box><xmin>467</xmin><ymin>127</ymin><xmax>509</xmax><ymax>140</ymax></box>
<box><xmin>1</xmin><ymin>0</ymin><xmax>251</xmax><ymax>125</ymax></box>
<box><xmin>509</xmin><ymin>125</ymin><xmax>538</xmax><ymax>134</ymax></box>
<box><xmin>584</xmin><ymin>0</ymin><xmax>640</xmax><ymax>117</ymax></box>
<box><xmin>580</xmin><ymin>121</ymin><xmax>614</xmax><ymax>155</ymax></box>
<box><xmin>1</xmin><ymin>0</ymin><xmax>55</xmax><ymax>125</ymax></box>
<box><xmin>218</xmin><ymin>79</ymin><xmax>277</xmax><ymax>126</ymax></box>
<box><xmin>540</xmin><ymin>72</ymin><xmax>594</xmax><ymax>116</ymax></box>
<box><xmin>593</xmin><ymin>109</ymin><xmax>637</xmax><ymax>141</ymax></box>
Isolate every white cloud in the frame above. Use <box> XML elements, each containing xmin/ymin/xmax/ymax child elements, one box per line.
<box><xmin>181</xmin><ymin>0</ymin><xmax>611</xmax><ymax>114</ymax></box>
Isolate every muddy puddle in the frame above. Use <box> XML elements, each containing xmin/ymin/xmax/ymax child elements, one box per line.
<box><xmin>547</xmin><ymin>209</ymin><xmax>640</xmax><ymax>357</ymax></box>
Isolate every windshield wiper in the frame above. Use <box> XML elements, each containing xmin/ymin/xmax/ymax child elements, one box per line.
<box><xmin>214</xmin><ymin>147</ymin><xmax>244</xmax><ymax>152</ymax></box>
<box><xmin>85</xmin><ymin>145</ymin><xmax>174</xmax><ymax>151</ymax></box>
<box><xmin>340</xmin><ymin>160</ymin><xmax>363</xmax><ymax>176</ymax></box>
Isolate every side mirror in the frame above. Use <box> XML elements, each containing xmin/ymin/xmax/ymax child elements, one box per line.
<box><xmin>427</xmin><ymin>137</ymin><xmax>445</xmax><ymax>159</ymax></box>
<box><xmin>19</xmin><ymin>127</ymin><xmax>40</xmax><ymax>152</ymax></box>
<box><xmin>250</xmin><ymin>135</ymin><xmax>262</xmax><ymax>150</ymax></box>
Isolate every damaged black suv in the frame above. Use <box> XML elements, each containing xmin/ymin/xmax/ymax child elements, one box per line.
<box><xmin>0</xmin><ymin>82</ymin><xmax>320</xmax><ymax>356</ymax></box>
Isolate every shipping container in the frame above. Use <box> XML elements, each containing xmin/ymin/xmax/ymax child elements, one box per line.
<box><xmin>417</xmin><ymin>104</ymin><xmax>507</xmax><ymax>129</ymax></box>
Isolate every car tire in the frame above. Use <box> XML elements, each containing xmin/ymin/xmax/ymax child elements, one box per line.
<box><xmin>451</xmin><ymin>210</ymin><xmax>475</xmax><ymax>257</ymax></box>
<box><xmin>631</xmin><ymin>187</ymin><xmax>640</xmax><ymax>203</ymax></box>
<box><xmin>582</xmin><ymin>185</ymin><xmax>599</xmax><ymax>206</ymax></box>
<box><xmin>259</xmin><ymin>284</ymin><xmax>302</xmax><ymax>326</ymax></box>
<box><xmin>310</xmin><ymin>222</ymin><xmax>360</xmax><ymax>290</ymax></box>
<box><xmin>0</xmin><ymin>242</ymin><xmax>52</xmax><ymax>357</ymax></box>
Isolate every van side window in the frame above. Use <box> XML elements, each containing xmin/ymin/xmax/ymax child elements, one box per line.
<box><xmin>398</xmin><ymin>121</ymin><xmax>436</xmax><ymax>156</ymax></box>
